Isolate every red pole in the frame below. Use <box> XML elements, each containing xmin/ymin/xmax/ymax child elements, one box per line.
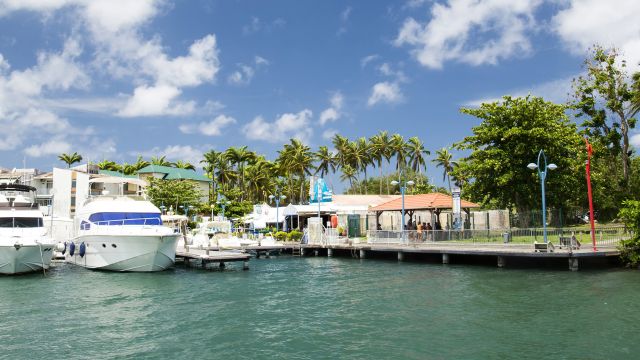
<box><xmin>585</xmin><ymin>138</ymin><xmax>597</xmax><ymax>252</ymax></box>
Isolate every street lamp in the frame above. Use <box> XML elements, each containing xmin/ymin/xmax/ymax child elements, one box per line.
<box><xmin>159</xmin><ymin>205</ymin><xmax>166</xmax><ymax>214</ymax></box>
<box><xmin>179</xmin><ymin>204</ymin><xmax>192</xmax><ymax>219</ymax></box>
<box><xmin>217</xmin><ymin>197</ymin><xmax>231</xmax><ymax>220</ymax></box>
<box><xmin>269</xmin><ymin>190</ymin><xmax>286</xmax><ymax>232</ymax></box>
<box><xmin>391</xmin><ymin>177</ymin><xmax>415</xmax><ymax>240</ymax></box>
<box><xmin>527</xmin><ymin>149</ymin><xmax>557</xmax><ymax>243</ymax></box>
<box><xmin>210</xmin><ymin>204</ymin><xmax>215</xmax><ymax>220</ymax></box>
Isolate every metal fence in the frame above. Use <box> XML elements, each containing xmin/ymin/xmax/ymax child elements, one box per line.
<box><xmin>366</xmin><ymin>226</ymin><xmax>631</xmax><ymax>247</ymax></box>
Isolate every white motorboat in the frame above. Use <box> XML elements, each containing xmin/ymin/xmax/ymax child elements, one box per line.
<box><xmin>0</xmin><ymin>184</ymin><xmax>55</xmax><ymax>275</ymax></box>
<box><xmin>65</xmin><ymin>177</ymin><xmax>180</xmax><ymax>272</ymax></box>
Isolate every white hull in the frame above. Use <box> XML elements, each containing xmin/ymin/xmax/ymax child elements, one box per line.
<box><xmin>66</xmin><ymin>233</ymin><xmax>179</xmax><ymax>272</ymax></box>
<box><xmin>0</xmin><ymin>242</ymin><xmax>55</xmax><ymax>275</ymax></box>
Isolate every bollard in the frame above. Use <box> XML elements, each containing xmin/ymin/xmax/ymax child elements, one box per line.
<box><xmin>398</xmin><ymin>252</ymin><xmax>404</xmax><ymax>261</ymax></box>
<box><xmin>327</xmin><ymin>248</ymin><xmax>333</xmax><ymax>257</ymax></box>
<box><xmin>442</xmin><ymin>253</ymin><xmax>450</xmax><ymax>264</ymax></box>
<box><xmin>497</xmin><ymin>256</ymin><xmax>505</xmax><ymax>268</ymax></box>
<box><xmin>569</xmin><ymin>258</ymin><xmax>579</xmax><ymax>271</ymax></box>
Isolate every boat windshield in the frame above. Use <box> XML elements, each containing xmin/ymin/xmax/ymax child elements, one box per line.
<box><xmin>0</xmin><ymin>217</ymin><xmax>43</xmax><ymax>228</ymax></box>
<box><xmin>81</xmin><ymin>212</ymin><xmax>162</xmax><ymax>229</ymax></box>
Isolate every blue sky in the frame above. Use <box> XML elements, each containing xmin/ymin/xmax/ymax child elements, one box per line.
<box><xmin>0</xmin><ymin>0</ymin><xmax>639</xmax><ymax>189</ymax></box>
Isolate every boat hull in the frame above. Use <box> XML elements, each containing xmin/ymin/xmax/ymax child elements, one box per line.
<box><xmin>0</xmin><ymin>242</ymin><xmax>55</xmax><ymax>275</ymax></box>
<box><xmin>66</xmin><ymin>233</ymin><xmax>179</xmax><ymax>272</ymax></box>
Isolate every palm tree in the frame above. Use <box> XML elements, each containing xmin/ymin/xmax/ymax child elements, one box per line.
<box><xmin>121</xmin><ymin>163</ymin><xmax>137</xmax><ymax>175</ymax></box>
<box><xmin>315</xmin><ymin>146</ymin><xmax>336</xmax><ymax>178</ymax></box>
<box><xmin>201</xmin><ymin>150</ymin><xmax>222</xmax><ymax>200</ymax></box>
<box><xmin>225</xmin><ymin>146</ymin><xmax>255</xmax><ymax>199</ymax></box>
<box><xmin>174</xmin><ymin>160</ymin><xmax>195</xmax><ymax>170</ymax></box>
<box><xmin>331</xmin><ymin>133</ymin><xmax>350</xmax><ymax>171</ymax></box>
<box><xmin>370</xmin><ymin>131</ymin><xmax>393</xmax><ymax>194</ymax></box>
<box><xmin>407</xmin><ymin>136</ymin><xmax>430</xmax><ymax>183</ymax></box>
<box><xmin>132</xmin><ymin>156</ymin><xmax>150</xmax><ymax>171</ymax></box>
<box><xmin>96</xmin><ymin>159</ymin><xmax>120</xmax><ymax>172</ymax></box>
<box><xmin>277</xmin><ymin>139</ymin><xmax>314</xmax><ymax>203</ymax></box>
<box><xmin>58</xmin><ymin>152</ymin><xmax>82</xmax><ymax>168</ymax></box>
<box><xmin>150</xmin><ymin>155</ymin><xmax>172</xmax><ymax>166</ymax></box>
<box><xmin>432</xmin><ymin>147</ymin><xmax>457</xmax><ymax>193</ymax></box>
<box><xmin>352</xmin><ymin>138</ymin><xmax>371</xmax><ymax>194</ymax></box>
<box><xmin>390</xmin><ymin>134</ymin><xmax>408</xmax><ymax>172</ymax></box>
<box><xmin>339</xmin><ymin>164</ymin><xmax>357</xmax><ymax>194</ymax></box>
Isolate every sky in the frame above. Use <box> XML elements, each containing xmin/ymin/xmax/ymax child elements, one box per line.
<box><xmin>0</xmin><ymin>0</ymin><xmax>639</xmax><ymax>189</ymax></box>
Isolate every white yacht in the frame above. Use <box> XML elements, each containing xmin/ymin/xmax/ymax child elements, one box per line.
<box><xmin>0</xmin><ymin>184</ymin><xmax>55</xmax><ymax>275</ymax></box>
<box><xmin>65</xmin><ymin>177</ymin><xmax>180</xmax><ymax>272</ymax></box>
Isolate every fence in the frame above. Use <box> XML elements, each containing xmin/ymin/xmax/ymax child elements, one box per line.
<box><xmin>366</xmin><ymin>226</ymin><xmax>631</xmax><ymax>247</ymax></box>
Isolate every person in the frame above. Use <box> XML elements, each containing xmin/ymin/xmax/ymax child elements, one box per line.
<box><xmin>434</xmin><ymin>221</ymin><xmax>442</xmax><ymax>241</ymax></box>
<box><xmin>571</xmin><ymin>231</ymin><xmax>581</xmax><ymax>249</ymax></box>
<box><xmin>422</xmin><ymin>222</ymin><xmax>427</xmax><ymax>241</ymax></box>
<box><xmin>376</xmin><ymin>223</ymin><xmax>382</xmax><ymax>231</ymax></box>
<box><xmin>417</xmin><ymin>221</ymin><xmax>423</xmax><ymax>241</ymax></box>
<box><xmin>426</xmin><ymin>222</ymin><xmax>433</xmax><ymax>241</ymax></box>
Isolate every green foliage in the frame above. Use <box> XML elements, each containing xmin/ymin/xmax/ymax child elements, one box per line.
<box><xmin>287</xmin><ymin>230</ymin><xmax>303</xmax><ymax>241</ymax></box>
<box><xmin>274</xmin><ymin>231</ymin><xmax>288</xmax><ymax>241</ymax></box>
<box><xmin>456</xmin><ymin>95</ymin><xmax>584</xmax><ymax>212</ymax></box>
<box><xmin>146</xmin><ymin>178</ymin><xmax>202</xmax><ymax>214</ymax></box>
<box><xmin>617</xmin><ymin>200</ymin><xmax>640</xmax><ymax>267</ymax></box>
<box><xmin>58</xmin><ymin>152</ymin><xmax>83</xmax><ymax>168</ymax></box>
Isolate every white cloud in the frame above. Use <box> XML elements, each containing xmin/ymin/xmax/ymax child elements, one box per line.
<box><xmin>337</xmin><ymin>6</ymin><xmax>352</xmax><ymax>36</ymax></box>
<box><xmin>118</xmin><ymin>85</ymin><xmax>195</xmax><ymax>117</ymax></box>
<box><xmin>242</xmin><ymin>109</ymin><xmax>313</xmax><ymax>143</ymax></box>
<box><xmin>395</xmin><ymin>0</ymin><xmax>541</xmax><ymax>69</ymax></box>
<box><xmin>179</xmin><ymin>114</ymin><xmax>237</xmax><ymax>136</ymax></box>
<box><xmin>360</xmin><ymin>54</ymin><xmax>379</xmax><ymax>68</ymax></box>
<box><xmin>24</xmin><ymin>139</ymin><xmax>71</xmax><ymax>157</ymax></box>
<box><xmin>319</xmin><ymin>91</ymin><xmax>344</xmax><ymax>126</ymax></box>
<box><xmin>134</xmin><ymin>144</ymin><xmax>206</xmax><ymax>165</ymax></box>
<box><xmin>552</xmin><ymin>0</ymin><xmax>640</xmax><ymax>71</ymax></box>
<box><xmin>631</xmin><ymin>132</ymin><xmax>640</xmax><ymax>149</ymax></box>
<box><xmin>322</xmin><ymin>128</ymin><xmax>338</xmax><ymax>140</ymax></box>
<box><xmin>462</xmin><ymin>75</ymin><xmax>575</xmax><ymax>107</ymax></box>
<box><xmin>368</xmin><ymin>82</ymin><xmax>403</xmax><ymax>106</ymax></box>
<box><xmin>227</xmin><ymin>55</ymin><xmax>269</xmax><ymax>86</ymax></box>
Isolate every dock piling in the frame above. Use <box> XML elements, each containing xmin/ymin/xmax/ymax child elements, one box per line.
<box><xmin>359</xmin><ymin>249</ymin><xmax>366</xmax><ymax>259</ymax></box>
<box><xmin>327</xmin><ymin>248</ymin><xmax>333</xmax><ymax>257</ymax></box>
<box><xmin>442</xmin><ymin>253</ymin><xmax>450</xmax><ymax>264</ymax></box>
<box><xmin>569</xmin><ymin>258</ymin><xmax>579</xmax><ymax>271</ymax></box>
<box><xmin>497</xmin><ymin>256</ymin><xmax>505</xmax><ymax>268</ymax></box>
<box><xmin>398</xmin><ymin>252</ymin><xmax>404</xmax><ymax>261</ymax></box>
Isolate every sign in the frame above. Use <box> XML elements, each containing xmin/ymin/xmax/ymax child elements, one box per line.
<box><xmin>452</xmin><ymin>186</ymin><xmax>461</xmax><ymax>230</ymax></box>
<box><xmin>309</xmin><ymin>177</ymin><xmax>332</xmax><ymax>203</ymax></box>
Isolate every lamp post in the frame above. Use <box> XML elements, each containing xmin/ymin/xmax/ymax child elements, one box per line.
<box><xmin>269</xmin><ymin>190</ymin><xmax>286</xmax><ymax>232</ymax></box>
<box><xmin>217</xmin><ymin>197</ymin><xmax>231</xmax><ymax>220</ymax></box>
<box><xmin>391</xmin><ymin>175</ymin><xmax>414</xmax><ymax>242</ymax></box>
<box><xmin>210</xmin><ymin>204</ymin><xmax>215</xmax><ymax>220</ymax></box>
<box><xmin>179</xmin><ymin>204</ymin><xmax>192</xmax><ymax>220</ymax></box>
<box><xmin>527</xmin><ymin>150</ymin><xmax>557</xmax><ymax>243</ymax></box>
<box><xmin>160</xmin><ymin>205</ymin><xmax>166</xmax><ymax>215</ymax></box>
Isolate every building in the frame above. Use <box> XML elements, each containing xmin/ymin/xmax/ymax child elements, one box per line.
<box><xmin>137</xmin><ymin>165</ymin><xmax>211</xmax><ymax>203</ymax></box>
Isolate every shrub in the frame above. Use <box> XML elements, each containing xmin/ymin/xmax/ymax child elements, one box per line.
<box><xmin>287</xmin><ymin>230</ymin><xmax>303</xmax><ymax>242</ymax></box>
<box><xmin>274</xmin><ymin>231</ymin><xmax>288</xmax><ymax>241</ymax></box>
<box><xmin>617</xmin><ymin>200</ymin><xmax>640</xmax><ymax>267</ymax></box>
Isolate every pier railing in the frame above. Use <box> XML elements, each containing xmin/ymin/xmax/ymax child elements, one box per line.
<box><xmin>366</xmin><ymin>226</ymin><xmax>631</xmax><ymax>247</ymax></box>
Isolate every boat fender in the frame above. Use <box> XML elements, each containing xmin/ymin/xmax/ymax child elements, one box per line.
<box><xmin>69</xmin><ymin>242</ymin><xmax>76</xmax><ymax>256</ymax></box>
<box><xmin>79</xmin><ymin>242</ymin><xmax>86</xmax><ymax>257</ymax></box>
<box><xmin>56</xmin><ymin>242</ymin><xmax>66</xmax><ymax>254</ymax></box>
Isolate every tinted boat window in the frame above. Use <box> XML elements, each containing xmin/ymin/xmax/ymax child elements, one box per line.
<box><xmin>87</xmin><ymin>212</ymin><xmax>162</xmax><ymax>226</ymax></box>
<box><xmin>0</xmin><ymin>217</ymin><xmax>43</xmax><ymax>228</ymax></box>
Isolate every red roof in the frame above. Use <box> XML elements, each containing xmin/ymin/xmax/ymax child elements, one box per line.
<box><xmin>370</xmin><ymin>193</ymin><xmax>480</xmax><ymax>211</ymax></box>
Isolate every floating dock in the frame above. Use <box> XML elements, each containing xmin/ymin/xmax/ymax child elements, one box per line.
<box><xmin>175</xmin><ymin>248</ymin><xmax>251</xmax><ymax>270</ymax></box>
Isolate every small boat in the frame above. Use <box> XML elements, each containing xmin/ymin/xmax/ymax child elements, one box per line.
<box><xmin>65</xmin><ymin>177</ymin><xmax>180</xmax><ymax>272</ymax></box>
<box><xmin>0</xmin><ymin>184</ymin><xmax>56</xmax><ymax>275</ymax></box>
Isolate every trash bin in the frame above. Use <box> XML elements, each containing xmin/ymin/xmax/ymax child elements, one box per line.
<box><xmin>503</xmin><ymin>232</ymin><xmax>511</xmax><ymax>243</ymax></box>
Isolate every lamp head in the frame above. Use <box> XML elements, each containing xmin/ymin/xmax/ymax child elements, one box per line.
<box><xmin>268</xmin><ymin>194</ymin><xmax>274</xmax><ymax>200</ymax></box>
<box><xmin>407</xmin><ymin>180</ymin><xmax>415</xmax><ymax>186</ymax></box>
<box><xmin>547</xmin><ymin>163</ymin><xmax>558</xmax><ymax>171</ymax></box>
<box><xmin>527</xmin><ymin>163</ymin><xmax>538</xmax><ymax>170</ymax></box>
<box><xmin>390</xmin><ymin>180</ymin><xmax>399</xmax><ymax>186</ymax></box>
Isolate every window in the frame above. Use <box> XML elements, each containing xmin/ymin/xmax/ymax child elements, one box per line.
<box><xmin>0</xmin><ymin>217</ymin><xmax>43</xmax><ymax>228</ymax></box>
<box><xmin>87</xmin><ymin>212</ymin><xmax>162</xmax><ymax>226</ymax></box>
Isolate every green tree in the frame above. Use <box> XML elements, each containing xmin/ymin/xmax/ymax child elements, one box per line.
<box><xmin>96</xmin><ymin>160</ymin><xmax>121</xmax><ymax>172</ymax></box>
<box><xmin>173</xmin><ymin>160</ymin><xmax>195</xmax><ymax>170</ymax></box>
<box><xmin>315</xmin><ymin>145</ymin><xmax>336</xmax><ymax>178</ymax></box>
<box><xmin>432</xmin><ymin>147</ymin><xmax>457</xmax><ymax>192</ymax></box>
<box><xmin>617</xmin><ymin>200</ymin><xmax>640</xmax><ymax>267</ymax></box>
<box><xmin>58</xmin><ymin>152</ymin><xmax>83</xmax><ymax>168</ymax></box>
<box><xmin>370</xmin><ymin>131</ymin><xmax>393</xmax><ymax>194</ymax></box>
<box><xmin>146</xmin><ymin>178</ymin><xmax>202</xmax><ymax>213</ymax></box>
<box><xmin>456</xmin><ymin>95</ymin><xmax>584</xmax><ymax>213</ymax></box>
<box><xmin>150</xmin><ymin>155</ymin><xmax>172</xmax><ymax>167</ymax></box>
<box><xmin>572</xmin><ymin>45</ymin><xmax>638</xmax><ymax>186</ymax></box>
<box><xmin>406</xmin><ymin>136</ymin><xmax>430</xmax><ymax>183</ymax></box>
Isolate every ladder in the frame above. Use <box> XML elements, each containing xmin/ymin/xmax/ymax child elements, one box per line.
<box><xmin>291</xmin><ymin>244</ymin><xmax>302</xmax><ymax>256</ymax></box>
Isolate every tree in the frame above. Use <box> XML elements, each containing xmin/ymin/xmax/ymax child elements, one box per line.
<box><xmin>339</xmin><ymin>164</ymin><xmax>357</xmax><ymax>193</ymax></box>
<box><xmin>150</xmin><ymin>155</ymin><xmax>172</xmax><ymax>167</ymax></box>
<box><xmin>315</xmin><ymin>145</ymin><xmax>336</xmax><ymax>178</ymax></box>
<box><xmin>370</xmin><ymin>131</ymin><xmax>393</xmax><ymax>194</ymax></box>
<box><xmin>432</xmin><ymin>147</ymin><xmax>457</xmax><ymax>192</ymax></box>
<box><xmin>173</xmin><ymin>160</ymin><xmax>195</xmax><ymax>170</ymax></box>
<box><xmin>58</xmin><ymin>152</ymin><xmax>82</xmax><ymax>168</ymax></box>
<box><xmin>133</xmin><ymin>156</ymin><xmax>150</xmax><ymax>172</ymax></box>
<box><xmin>407</xmin><ymin>136</ymin><xmax>430</xmax><ymax>182</ymax></box>
<box><xmin>456</xmin><ymin>95</ymin><xmax>584</xmax><ymax>213</ymax></box>
<box><xmin>573</xmin><ymin>46</ymin><xmax>638</xmax><ymax>186</ymax></box>
<box><xmin>391</xmin><ymin>134</ymin><xmax>408</xmax><ymax>171</ymax></box>
<box><xmin>146</xmin><ymin>178</ymin><xmax>203</xmax><ymax>213</ymax></box>
<box><xmin>96</xmin><ymin>160</ymin><xmax>121</xmax><ymax>172</ymax></box>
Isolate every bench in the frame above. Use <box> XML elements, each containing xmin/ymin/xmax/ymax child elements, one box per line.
<box><xmin>534</xmin><ymin>242</ymin><xmax>555</xmax><ymax>253</ymax></box>
<box><xmin>558</xmin><ymin>236</ymin><xmax>580</xmax><ymax>250</ymax></box>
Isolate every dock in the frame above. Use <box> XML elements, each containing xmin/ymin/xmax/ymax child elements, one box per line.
<box><xmin>175</xmin><ymin>247</ymin><xmax>251</xmax><ymax>270</ymax></box>
<box><xmin>299</xmin><ymin>242</ymin><xmax>621</xmax><ymax>271</ymax></box>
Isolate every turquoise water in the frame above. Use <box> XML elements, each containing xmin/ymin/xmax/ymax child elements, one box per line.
<box><xmin>1</xmin><ymin>257</ymin><xmax>639</xmax><ymax>359</ymax></box>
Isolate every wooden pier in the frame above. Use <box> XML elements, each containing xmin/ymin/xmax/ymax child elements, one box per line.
<box><xmin>176</xmin><ymin>247</ymin><xmax>251</xmax><ymax>270</ymax></box>
<box><xmin>299</xmin><ymin>242</ymin><xmax>621</xmax><ymax>271</ymax></box>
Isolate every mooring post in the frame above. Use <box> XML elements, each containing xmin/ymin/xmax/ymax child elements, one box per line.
<box><xmin>314</xmin><ymin>250</ymin><xmax>319</xmax><ymax>256</ymax></box>
<box><xmin>569</xmin><ymin>258</ymin><xmax>579</xmax><ymax>271</ymax></box>
<box><xmin>327</xmin><ymin>248</ymin><xmax>333</xmax><ymax>257</ymax></box>
<box><xmin>243</xmin><ymin>260</ymin><xmax>249</xmax><ymax>270</ymax></box>
<box><xmin>359</xmin><ymin>249</ymin><xmax>366</xmax><ymax>259</ymax></box>
<box><xmin>300</xmin><ymin>248</ymin><xmax>305</xmax><ymax>256</ymax></box>
<box><xmin>220</xmin><ymin>262</ymin><xmax>226</xmax><ymax>269</ymax></box>
<box><xmin>497</xmin><ymin>256</ymin><xmax>505</xmax><ymax>268</ymax></box>
<box><xmin>442</xmin><ymin>253</ymin><xmax>450</xmax><ymax>264</ymax></box>
<box><xmin>398</xmin><ymin>252</ymin><xmax>404</xmax><ymax>261</ymax></box>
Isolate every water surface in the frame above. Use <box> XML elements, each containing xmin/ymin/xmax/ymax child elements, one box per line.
<box><xmin>1</xmin><ymin>257</ymin><xmax>638</xmax><ymax>359</ymax></box>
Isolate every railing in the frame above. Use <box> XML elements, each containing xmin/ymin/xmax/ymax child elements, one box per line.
<box><xmin>366</xmin><ymin>226</ymin><xmax>631</xmax><ymax>247</ymax></box>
